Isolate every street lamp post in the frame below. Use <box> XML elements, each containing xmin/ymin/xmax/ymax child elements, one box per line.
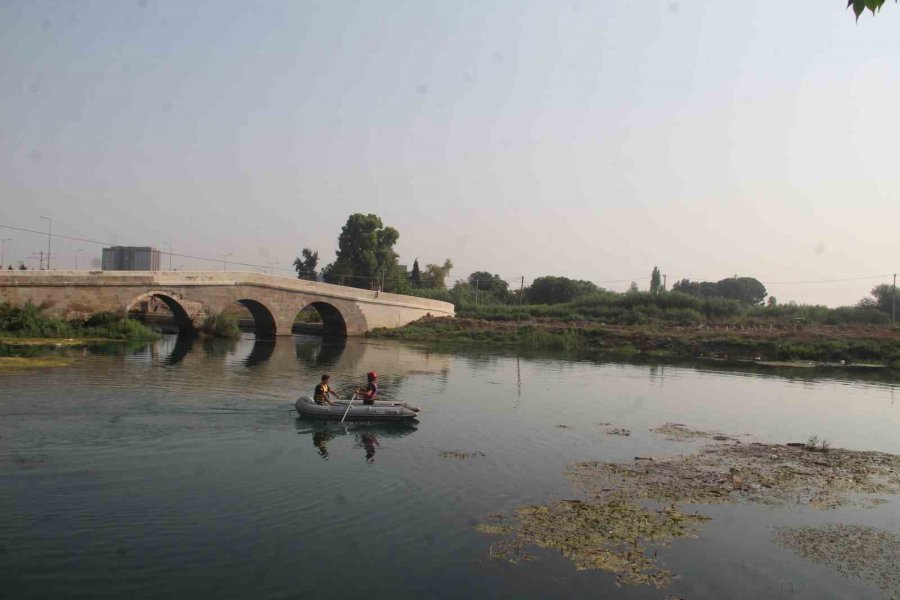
<box><xmin>39</xmin><ymin>216</ymin><xmax>52</xmax><ymax>270</ymax></box>
<box><xmin>217</xmin><ymin>253</ymin><xmax>233</xmax><ymax>272</ymax></box>
<box><xmin>0</xmin><ymin>238</ymin><xmax>10</xmax><ymax>269</ymax></box>
<box><xmin>74</xmin><ymin>249</ymin><xmax>83</xmax><ymax>270</ymax></box>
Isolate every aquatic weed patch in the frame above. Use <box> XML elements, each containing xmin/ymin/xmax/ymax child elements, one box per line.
<box><xmin>0</xmin><ymin>356</ymin><xmax>74</xmax><ymax>371</ymax></box>
<box><xmin>775</xmin><ymin>524</ymin><xmax>900</xmax><ymax>597</ymax></box>
<box><xmin>650</xmin><ymin>423</ymin><xmax>738</xmax><ymax>442</ymax></box>
<box><xmin>476</xmin><ymin>500</ymin><xmax>708</xmax><ymax>587</ymax></box>
<box><xmin>477</xmin><ymin>428</ymin><xmax>900</xmax><ymax>590</ymax></box>
<box><xmin>439</xmin><ymin>450</ymin><xmax>486</xmax><ymax>460</ymax></box>
<box><xmin>569</xmin><ymin>442</ymin><xmax>900</xmax><ymax>509</ymax></box>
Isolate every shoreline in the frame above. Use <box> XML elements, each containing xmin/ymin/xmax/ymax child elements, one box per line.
<box><xmin>369</xmin><ymin>317</ymin><xmax>900</xmax><ymax>369</ymax></box>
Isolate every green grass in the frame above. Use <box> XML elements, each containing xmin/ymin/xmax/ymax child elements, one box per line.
<box><xmin>200</xmin><ymin>312</ymin><xmax>242</xmax><ymax>339</ymax></box>
<box><xmin>0</xmin><ymin>302</ymin><xmax>159</xmax><ymax>340</ymax></box>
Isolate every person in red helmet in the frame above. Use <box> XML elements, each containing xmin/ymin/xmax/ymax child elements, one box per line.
<box><xmin>356</xmin><ymin>371</ymin><xmax>379</xmax><ymax>405</ymax></box>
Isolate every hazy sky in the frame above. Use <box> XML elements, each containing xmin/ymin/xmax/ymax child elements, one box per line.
<box><xmin>2</xmin><ymin>1</ymin><xmax>897</xmax><ymax>306</ymax></box>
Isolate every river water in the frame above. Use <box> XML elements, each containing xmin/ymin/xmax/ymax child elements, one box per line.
<box><xmin>2</xmin><ymin>334</ymin><xmax>900</xmax><ymax>600</ymax></box>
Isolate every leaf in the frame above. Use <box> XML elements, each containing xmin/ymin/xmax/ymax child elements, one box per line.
<box><xmin>849</xmin><ymin>0</ymin><xmax>892</xmax><ymax>19</ymax></box>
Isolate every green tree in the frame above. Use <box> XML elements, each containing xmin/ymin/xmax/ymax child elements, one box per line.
<box><xmin>323</xmin><ymin>214</ymin><xmax>405</xmax><ymax>291</ymax></box>
<box><xmin>848</xmin><ymin>0</ymin><xmax>895</xmax><ymax>19</ymax></box>
<box><xmin>293</xmin><ymin>248</ymin><xmax>319</xmax><ymax>281</ymax></box>
<box><xmin>650</xmin><ymin>267</ymin><xmax>662</xmax><ymax>294</ymax></box>
<box><xmin>716</xmin><ymin>277</ymin><xmax>767</xmax><ymax>305</ymax></box>
<box><xmin>468</xmin><ymin>271</ymin><xmax>511</xmax><ymax>303</ymax></box>
<box><xmin>410</xmin><ymin>259</ymin><xmax>421</xmax><ymax>288</ymax></box>
<box><xmin>860</xmin><ymin>283</ymin><xmax>896</xmax><ymax>314</ymax></box>
<box><xmin>767</xmin><ymin>296</ymin><xmax>778</xmax><ymax>307</ymax></box>
<box><xmin>525</xmin><ymin>276</ymin><xmax>598</xmax><ymax>305</ymax></box>
<box><xmin>421</xmin><ymin>259</ymin><xmax>454</xmax><ymax>289</ymax></box>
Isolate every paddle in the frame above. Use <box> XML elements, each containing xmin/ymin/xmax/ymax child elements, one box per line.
<box><xmin>339</xmin><ymin>391</ymin><xmax>358</xmax><ymax>424</ymax></box>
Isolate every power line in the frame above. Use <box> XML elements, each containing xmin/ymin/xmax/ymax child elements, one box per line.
<box><xmin>4</xmin><ymin>223</ymin><xmax>895</xmax><ymax>290</ymax></box>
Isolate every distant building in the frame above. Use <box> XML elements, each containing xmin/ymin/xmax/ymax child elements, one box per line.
<box><xmin>101</xmin><ymin>246</ymin><xmax>161</xmax><ymax>271</ymax></box>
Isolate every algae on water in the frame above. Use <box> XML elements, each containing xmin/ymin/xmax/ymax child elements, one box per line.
<box><xmin>477</xmin><ymin>500</ymin><xmax>708</xmax><ymax>588</ymax></box>
<box><xmin>0</xmin><ymin>356</ymin><xmax>74</xmax><ymax>371</ymax></box>
<box><xmin>569</xmin><ymin>442</ymin><xmax>900</xmax><ymax>509</ymax></box>
<box><xmin>775</xmin><ymin>524</ymin><xmax>900</xmax><ymax>597</ymax></box>
<box><xmin>477</xmin><ymin>424</ymin><xmax>900</xmax><ymax>590</ymax></box>
<box><xmin>439</xmin><ymin>450</ymin><xmax>486</xmax><ymax>460</ymax></box>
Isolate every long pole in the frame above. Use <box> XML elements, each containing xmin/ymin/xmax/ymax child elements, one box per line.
<box><xmin>0</xmin><ymin>238</ymin><xmax>9</xmax><ymax>268</ymax></box>
<box><xmin>75</xmin><ymin>249</ymin><xmax>82</xmax><ymax>270</ymax></box>
<box><xmin>517</xmin><ymin>276</ymin><xmax>524</xmax><ymax>322</ymax></box>
<box><xmin>218</xmin><ymin>252</ymin><xmax>232</xmax><ymax>271</ymax></box>
<box><xmin>40</xmin><ymin>216</ymin><xmax>51</xmax><ymax>270</ymax></box>
<box><xmin>163</xmin><ymin>242</ymin><xmax>172</xmax><ymax>271</ymax></box>
<box><xmin>893</xmin><ymin>273</ymin><xmax>896</xmax><ymax>324</ymax></box>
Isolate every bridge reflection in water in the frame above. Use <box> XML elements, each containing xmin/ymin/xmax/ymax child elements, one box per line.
<box><xmin>127</xmin><ymin>333</ymin><xmax>451</xmax><ymax>398</ymax></box>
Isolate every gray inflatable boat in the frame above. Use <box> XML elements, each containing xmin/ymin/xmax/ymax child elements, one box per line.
<box><xmin>295</xmin><ymin>396</ymin><xmax>420</xmax><ymax>422</ymax></box>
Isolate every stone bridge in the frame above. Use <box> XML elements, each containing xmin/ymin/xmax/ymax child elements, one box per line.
<box><xmin>0</xmin><ymin>271</ymin><xmax>454</xmax><ymax>336</ymax></box>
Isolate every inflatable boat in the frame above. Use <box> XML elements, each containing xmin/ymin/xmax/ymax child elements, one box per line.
<box><xmin>295</xmin><ymin>396</ymin><xmax>420</xmax><ymax>422</ymax></box>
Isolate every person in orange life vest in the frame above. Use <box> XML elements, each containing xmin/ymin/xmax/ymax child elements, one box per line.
<box><xmin>314</xmin><ymin>374</ymin><xmax>339</xmax><ymax>406</ymax></box>
<box><xmin>356</xmin><ymin>371</ymin><xmax>379</xmax><ymax>405</ymax></box>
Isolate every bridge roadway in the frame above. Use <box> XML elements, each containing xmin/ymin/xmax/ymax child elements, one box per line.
<box><xmin>0</xmin><ymin>271</ymin><xmax>455</xmax><ymax>336</ymax></box>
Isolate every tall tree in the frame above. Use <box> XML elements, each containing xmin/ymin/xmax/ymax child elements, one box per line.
<box><xmin>421</xmin><ymin>259</ymin><xmax>454</xmax><ymax>289</ymax></box>
<box><xmin>860</xmin><ymin>283</ymin><xmax>896</xmax><ymax>314</ymax></box>
<box><xmin>716</xmin><ymin>277</ymin><xmax>767</xmax><ymax>305</ymax></box>
<box><xmin>467</xmin><ymin>271</ymin><xmax>510</xmax><ymax>303</ymax></box>
<box><xmin>323</xmin><ymin>214</ymin><xmax>405</xmax><ymax>291</ymax></box>
<box><xmin>410</xmin><ymin>259</ymin><xmax>421</xmax><ymax>288</ymax></box>
<box><xmin>293</xmin><ymin>248</ymin><xmax>319</xmax><ymax>281</ymax></box>
<box><xmin>525</xmin><ymin>276</ymin><xmax>598</xmax><ymax>304</ymax></box>
<box><xmin>650</xmin><ymin>267</ymin><xmax>662</xmax><ymax>294</ymax></box>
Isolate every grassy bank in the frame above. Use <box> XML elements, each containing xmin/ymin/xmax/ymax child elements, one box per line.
<box><xmin>199</xmin><ymin>312</ymin><xmax>242</xmax><ymax>339</ymax></box>
<box><xmin>0</xmin><ymin>302</ymin><xmax>159</xmax><ymax>342</ymax></box>
<box><xmin>370</xmin><ymin>317</ymin><xmax>900</xmax><ymax>368</ymax></box>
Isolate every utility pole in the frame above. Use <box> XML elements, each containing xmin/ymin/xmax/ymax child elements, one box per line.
<box><xmin>474</xmin><ymin>278</ymin><xmax>479</xmax><ymax>306</ymax></box>
<box><xmin>265</xmin><ymin>260</ymin><xmax>278</xmax><ymax>275</ymax></box>
<box><xmin>893</xmin><ymin>273</ymin><xmax>896</xmax><ymax>324</ymax></box>
<box><xmin>0</xmin><ymin>238</ymin><xmax>10</xmax><ymax>268</ymax></box>
<box><xmin>663</xmin><ymin>274</ymin><xmax>667</xmax><ymax>291</ymax></box>
<box><xmin>217</xmin><ymin>252</ymin><xmax>232</xmax><ymax>271</ymax></box>
<box><xmin>40</xmin><ymin>216</ymin><xmax>52</xmax><ymax>270</ymax></box>
<box><xmin>163</xmin><ymin>242</ymin><xmax>172</xmax><ymax>271</ymax></box>
<box><xmin>74</xmin><ymin>249</ymin><xmax>83</xmax><ymax>270</ymax></box>
<box><xmin>516</xmin><ymin>276</ymin><xmax>525</xmax><ymax>322</ymax></box>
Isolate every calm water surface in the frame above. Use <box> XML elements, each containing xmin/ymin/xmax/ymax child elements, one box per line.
<box><xmin>2</xmin><ymin>334</ymin><xmax>900</xmax><ymax>599</ymax></box>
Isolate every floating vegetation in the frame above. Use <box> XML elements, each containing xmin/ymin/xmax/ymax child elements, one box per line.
<box><xmin>775</xmin><ymin>524</ymin><xmax>900</xmax><ymax>597</ymax></box>
<box><xmin>476</xmin><ymin>499</ymin><xmax>708</xmax><ymax>587</ymax></box>
<box><xmin>439</xmin><ymin>450</ymin><xmax>486</xmax><ymax>460</ymax></box>
<box><xmin>555</xmin><ymin>424</ymin><xmax>573</xmax><ymax>430</ymax></box>
<box><xmin>0</xmin><ymin>356</ymin><xmax>74</xmax><ymax>371</ymax></box>
<box><xmin>650</xmin><ymin>423</ymin><xmax>737</xmax><ymax>442</ymax></box>
<box><xmin>569</xmin><ymin>442</ymin><xmax>900</xmax><ymax>510</ymax></box>
<box><xmin>605</xmin><ymin>428</ymin><xmax>631</xmax><ymax>436</ymax></box>
<box><xmin>477</xmin><ymin>426</ymin><xmax>900</xmax><ymax>590</ymax></box>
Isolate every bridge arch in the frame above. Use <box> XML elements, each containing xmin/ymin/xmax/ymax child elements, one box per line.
<box><xmin>236</xmin><ymin>298</ymin><xmax>277</xmax><ymax>338</ymax></box>
<box><xmin>298</xmin><ymin>302</ymin><xmax>348</xmax><ymax>337</ymax></box>
<box><xmin>126</xmin><ymin>291</ymin><xmax>195</xmax><ymax>334</ymax></box>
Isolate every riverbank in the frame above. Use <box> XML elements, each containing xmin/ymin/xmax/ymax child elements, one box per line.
<box><xmin>0</xmin><ymin>302</ymin><xmax>160</xmax><ymax>343</ymax></box>
<box><xmin>370</xmin><ymin>317</ymin><xmax>900</xmax><ymax>367</ymax></box>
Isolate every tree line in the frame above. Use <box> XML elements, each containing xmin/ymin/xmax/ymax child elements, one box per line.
<box><xmin>294</xmin><ymin>214</ymin><xmax>896</xmax><ymax>320</ymax></box>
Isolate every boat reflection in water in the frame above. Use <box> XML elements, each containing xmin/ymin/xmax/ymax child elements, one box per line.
<box><xmin>298</xmin><ymin>420</ymin><xmax>417</xmax><ymax>463</ymax></box>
